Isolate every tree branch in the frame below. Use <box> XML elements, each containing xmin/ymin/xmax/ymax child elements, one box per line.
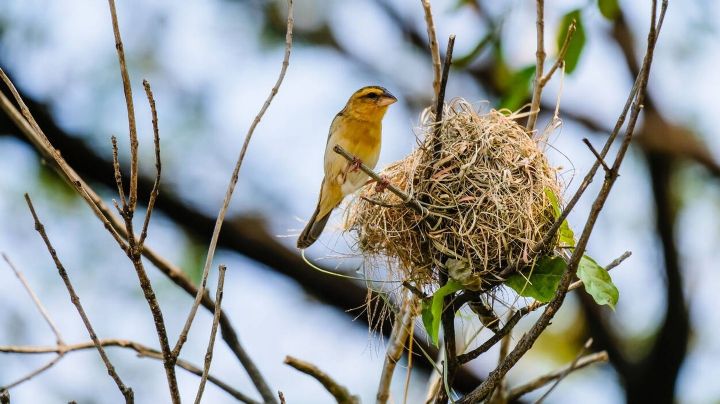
<box><xmin>193</xmin><ymin>265</ymin><xmax>227</xmax><ymax>404</ymax></box>
<box><xmin>106</xmin><ymin>0</ymin><xmax>139</xmax><ymax>211</ymax></box>
<box><xmin>507</xmin><ymin>351</ymin><xmax>608</xmax><ymax>401</ymax></box>
<box><xmin>284</xmin><ymin>356</ymin><xmax>359</xmax><ymax>404</ymax></box>
<box><xmin>24</xmin><ymin>194</ymin><xmax>134</xmax><ymax>403</ymax></box>
<box><xmin>526</xmin><ymin>0</ymin><xmax>546</xmax><ymax>132</ymax></box>
<box><xmin>0</xmin><ymin>340</ymin><xmax>259</xmax><ymax>404</ymax></box>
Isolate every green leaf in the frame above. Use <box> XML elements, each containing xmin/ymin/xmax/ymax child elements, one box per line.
<box><xmin>544</xmin><ymin>188</ymin><xmax>575</xmax><ymax>247</ymax></box>
<box><xmin>578</xmin><ymin>255</ymin><xmax>619</xmax><ymax>309</ymax></box>
<box><xmin>557</xmin><ymin>9</ymin><xmax>586</xmax><ymax>74</ymax></box>
<box><xmin>421</xmin><ymin>279</ymin><xmax>464</xmax><ymax>346</ymax></box>
<box><xmin>505</xmin><ymin>256</ymin><xmax>566</xmax><ymax>303</ymax></box>
<box><xmin>598</xmin><ymin>0</ymin><xmax>620</xmax><ymax>20</ymax></box>
<box><xmin>499</xmin><ymin>64</ymin><xmax>537</xmax><ymax>110</ymax></box>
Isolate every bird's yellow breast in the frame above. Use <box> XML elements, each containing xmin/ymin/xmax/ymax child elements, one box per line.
<box><xmin>324</xmin><ymin>113</ymin><xmax>382</xmax><ymax>175</ymax></box>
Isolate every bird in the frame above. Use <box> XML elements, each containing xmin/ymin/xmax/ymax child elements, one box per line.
<box><xmin>297</xmin><ymin>86</ymin><xmax>397</xmax><ymax>249</ymax></box>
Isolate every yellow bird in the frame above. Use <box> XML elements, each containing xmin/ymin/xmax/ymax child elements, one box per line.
<box><xmin>297</xmin><ymin>86</ymin><xmax>397</xmax><ymax>249</ymax></box>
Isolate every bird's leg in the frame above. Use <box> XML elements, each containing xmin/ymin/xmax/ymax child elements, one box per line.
<box><xmin>374</xmin><ymin>175</ymin><xmax>390</xmax><ymax>193</ymax></box>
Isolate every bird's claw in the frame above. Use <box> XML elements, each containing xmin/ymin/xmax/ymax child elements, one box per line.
<box><xmin>375</xmin><ymin>175</ymin><xmax>390</xmax><ymax>193</ymax></box>
<box><xmin>349</xmin><ymin>157</ymin><xmax>363</xmax><ymax>172</ymax></box>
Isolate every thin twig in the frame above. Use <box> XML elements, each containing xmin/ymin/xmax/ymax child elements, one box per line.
<box><xmin>568</xmin><ymin>251</ymin><xmax>631</xmax><ymax>291</ymax></box>
<box><xmin>526</xmin><ymin>0</ymin><xmax>546</xmax><ymax>132</ymax></box>
<box><xmin>107</xmin><ymin>0</ymin><xmax>138</xmax><ymax>211</ymax></box>
<box><xmin>421</xmin><ymin>0</ymin><xmax>442</xmax><ymax>100</ymax></box>
<box><xmin>536</xmin><ymin>338</ymin><xmax>593</xmax><ymax>403</ymax></box>
<box><xmin>24</xmin><ymin>194</ymin><xmax>134</xmax><ymax>403</ymax></box>
<box><xmin>0</xmin><ymin>254</ymin><xmax>66</xmax><ymax>391</ymax></box>
<box><xmin>194</xmin><ymin>265</ymin><xmax>227</xmax><ymax>404</ymax></box>
<box><xmin>0</xmin><ymin>340</ymin><xmax>259</xmax><ymax>404</ymax></box>
<box><xmin>139</xmin><ymin>79</ymin><xmax>161</xmax><ymax>247</ymax></box>
<box><xmin>106</xmin><ymin>6</ymin><xmax>176</xmax><ymax>395</ymax></box>
<box><xmin>377</xmin><ymin>295</ymin><xmax>418</xmax><ymax>403</ymax></box>
<box><xmin>0</xmin><ymin>69</ymin><xmax>130</xmax><ymax>255</ymax></box>
<box><xmin>539</xmin><ymin>21</ymin><xmax>576</xmax><ymax>87</ymax></box>
<box><xmin>489</xmin><ymin>312</ymin><xmax>514</xmax><ymax>404</ymax></box>
<box><xmin>114</xmin><ymin>159</ymin><xmax>178</xmax><ymax>399</ymax></box>
<box><xmin>2</xmin><ymin>254</ymin><xmax>64</xmax><ymax>346</ymax></box>
<box><xmin>402</xmin><ymin>281</ymin><xmax>427</xmax><ymax>299</ymax></box>
<box><xmin>459</xmin><ymin>251</ymin><xmax>629</xmax><ymax>365</ymax></box>
<box><xmin>583</xmin><ymin>138</ymin><xmax>611</xmax><ymax>173</ymax></box>
<box><xmin>172</xmin><ymin>2</ymin><xmax>293</xmax><ymax>402</ymax></box>
<box><xmin>105</xmin><ymin>4</ymin><xmax>178</xmax><ymax>396</ymax></box>
<box><xmin>0</xmin><ymin>355</ymin><xmax>64</xmax><ymax>391</ymax></box>
<box><xmin>334</xmin><ymin>145</ymin><xmax>428</xmax><ymax>216</ymax></box>
<box><xmin>111</xmin><ymin>136</ymin><xmax>127</xmax><ymax>209</ymax></box>
<box><xmin>458</xmin><ymin>2</ymin><xmax>666</xmax><ymax>401</ymax></box>
<box><xmin>507</xmin><ymin>351</ymin><xmax>608</xmax><ymax>401</ymax></box>
<box><xmin>432</xmin><ymin>35</ymin><xmax>456</xmax><ymax>150</ymax></box>
<box><xmin>284</xmin><ymin>356</ymin><xmax>359</xmax><ymax>404</ymax></box>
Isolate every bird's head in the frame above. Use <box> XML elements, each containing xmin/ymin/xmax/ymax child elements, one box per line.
<box><xmin>343</xmin><ymin>86</ymin><xmax>397</xmax><ymax>121</ymax></box>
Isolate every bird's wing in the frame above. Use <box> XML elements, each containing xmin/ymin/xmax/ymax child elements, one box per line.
<box><xmin>326</xmin><ymin>111</ymin><xmax>344</xmax><ymax>145</ymax></box>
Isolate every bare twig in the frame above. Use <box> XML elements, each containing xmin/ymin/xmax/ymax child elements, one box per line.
<box><xmin>0</xmin><ymin>69</ymin><xmax>130</xmax><ymax>255</ymax></box>
<box><xmin>432</xmin><ymin>35</ymin><xmax>456</xmax><ymax>147</ymax></box>
<box><xmin>536</xmin><ymin>338</ymin><xmax>593</xmax><ymax>403</ymax></box>
<box><xmin>0</xmin><ymin>254</ymin><xmax>67</xmax><ymax>391</ymax></box>
<box><xmin>111</xmin><ymin>136</ymin><xmax>127</xmax><ymax>208</ymax></box>
<box><xmin>0</xmin><ymin>340</ymin><xmax>259</xmax><ymax>404</ymax></box>
<box><xmin>460</xmin><ymin>251</ymin><xmax>629</xmax><ymax>365</ymax></box>
<box><xmin>377</xmin><ymin>295</ymin><xmax>418</xmax><ymax>403</ymax></box>
<box><xmin>139</xmin><ymin>79</ymin><xmax>161</xmax><ymax>247</ymax></box>
<box><xmin>24</xmin><ymin>194</ymin><xmax>134</xmax><ymax>403</ymax></box>
<box><xmin>194</xmin><ymin>265</ymin><xmax>227</xmax><ymax>404</ymax></box>
<box><xmin>421</xmin><ymin>0</ymin><xmax>442</xmax><ymax>100</ymax></box>
<box><xmin>2</xmin><ymin>254</ymin><xmax>64</xmax><ymax>346</ymax></box>
<box><xmin>526</xmin><ymin>0</ymin><xmax>546</xmax><ymax>131</ymax></box>
<box><xmin>458</xmin><ymin>2</ymin><xmax>667</xmax><ymax>401</ymax></box>
<box><xmin>278</xmin><ymin>392</ymin><xmax>286</xmax><ymax>404</ymax></box>
<box><xmin>107</xmin><ymin>0</ymin><xmax>138</xmax><ymax>211</ymax></box>
<box><xmin>334</xmin><ymin>145</ymin><xmax>428</xmax><ymax>216</ymax></box>
<box><xmin>539</xmin><ymin>21</ymin><xmax>576</xmax><ymax>87</ymax></box>
<box><xmin>583</xmin><ymin>138</ymin><xmax>612</xmax><ymax>173</ymax></box>
<box><xmin>105</xmin><ymin>3</ymin><xmax>178</xmax><ymax>398</ymax></box>
<box><xmin>568</xmin><ymin>251</ymin><xmax>631</xmax><ymax>291</ymax></box>
<box><xmin>284</xmin><ymin>356</ymin><xmax>359</xmax><ymax>404</ymax></box>
<box><xmin>0</xmin><ymin>356</ymin><xmax>64</xmax><ymax>390</ymax></box>
<box><xmin>488</xmin><ymin>312</ymin><xmax>513</xmax><ymax>404</ymax></box>
<box><xmin>172</xmin><ymin>2</ymin><xmax>293</xmax><ymax>402</ymax></box>
<box><xmin>507</xmin><ymin>351</ymin><xmax>608</xmax><ymax>401</ymax></box>
<box><xmin>112</xmin><ymin>162</ymin><xmax>178</xmax><ymax>400</ymax></box>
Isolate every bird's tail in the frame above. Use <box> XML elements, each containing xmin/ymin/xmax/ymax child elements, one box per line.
<box><xmin>297</xmin><ymin>205</ymin><xmax>331</xmax><ymax>249</ymax></box>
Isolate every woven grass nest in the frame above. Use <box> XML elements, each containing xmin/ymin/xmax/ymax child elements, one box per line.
<box><xmin>345</xmin><ymin>99</ymin><xmax>562</xmax><ymax>292</ymax></box>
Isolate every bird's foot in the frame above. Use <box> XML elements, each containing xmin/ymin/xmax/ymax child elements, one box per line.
<box><xmin>349</xmin><ymin>157</ymin><xmax>363</xmax><ymax>172</ymax></box>
<box><xmin>375</xmin><ymin>175</ymin><xmax>390</xmax><ymax>193</ymax></box>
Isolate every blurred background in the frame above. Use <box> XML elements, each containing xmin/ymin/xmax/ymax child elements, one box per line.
<box><xmin>1</xmin><ymin>0</ymin><xmax>718</xmax><ymax>403</ymax></box>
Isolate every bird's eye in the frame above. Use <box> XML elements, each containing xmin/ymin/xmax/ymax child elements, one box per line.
<box><xmin>366</xmin><ymin>93</ymin><xmax>379</xmax><ymax>99</ymax></box>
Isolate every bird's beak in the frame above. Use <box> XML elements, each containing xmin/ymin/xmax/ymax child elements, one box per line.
<box><xmin>378</xmin><ymin>90</ymin><xmax>397</xmax><ymax>106</ymax></box>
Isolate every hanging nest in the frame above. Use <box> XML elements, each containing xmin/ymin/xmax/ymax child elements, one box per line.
<box><xmin>345</xmin><ymin>99</ymin><xmax>562</xmax><ymax>292</ymax></box>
